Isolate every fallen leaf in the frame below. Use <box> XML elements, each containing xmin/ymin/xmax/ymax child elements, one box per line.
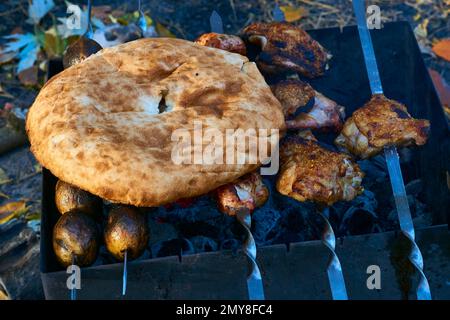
<box><xmin>432</xmin><ymin>38</ymin><xmax>450</xmax><ymax>62</ymax></box>
<box><xmin>429</xmin><ymin>69</ymin><xmax>450</xmax><ymax>120</ymax></box>
<box><xmin>33</xmin><ymin>163</ymin><xmax>42</xmax><ymax>173</ymax></box>
<box><xmin>0</xmin><ymin>289</ymin><xmax>9</xmax><ymax>300</ymax></box>
<box><xmin>25</xmin><ymin>211</ymin><xmax>41</xmax><ymax>222</ymax></box>
<box><xmin>0</xmin><ymin>191</ymin><xmax>9</xmax><ymax>199</ymax></box>
<box><xmin>43</xmin><ymin>27</ymin><xmax>66</xmax><ymax>58</ymax></box>
<box><xmin>18</xmin><ymin>66</ymin><xmax>38</xmax><ymax>86</ymax></box>
<box><xmin>155</xmin><ymin>22</ymin><xmax>176</xmax><ymax>38</ymax></box>
<box><xmin>0</xmin><ymin>201</ymin><xmax>28</xmax><ymax>224</ymax></box>
<box><xmin>28</xmin><ymin>0</ymin><xmax>55</xmax><ymax>24</ymax></box>
<box><xmin>414</xmin><ymin>19</ymin><xmax>429</xmax><ymax>39</ymax></box>
<box><xmin>0</xmin><ymin>102</ymin><xmax>14</xmax><ymax>117</ymax></box>
<box><xmin>0</xmin><ymin>86</ymin><xmax>14</xmax><ymax>99</ymax></box>
<box><xmin>91</xmin><ymin>5</ymin><xmax>112</xmax><ymax>22</ymax></box>
<box><xmin>279</xmin><ymin>5</ymin><xmax>307</xmax><ymax>22</ymax></box>
<box><xmin>429</xmin><ymin>69</ymin><xmax>450</xmax><ymax>103</ymax></box>
<box><xmin>0</xmin><ymin>168</ymin><xmax>11</xmax><ymax>185</ymax></box>
<box><xmin>0</xmin><ymin>50</ymin><xmax>16</xmax><ymax>65</ymax></box>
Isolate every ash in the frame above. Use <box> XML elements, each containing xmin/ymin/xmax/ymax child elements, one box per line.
<box><xmin>141</xmin><ymin>154</ymin><xmax>432</xmax><ymax>259</ymax></box>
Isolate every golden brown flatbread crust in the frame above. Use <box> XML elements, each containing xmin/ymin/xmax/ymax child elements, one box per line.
<box><xmin>26</xmin><ymin>38</ymin><xmax>285</xmax><ymax>207</ymax></box>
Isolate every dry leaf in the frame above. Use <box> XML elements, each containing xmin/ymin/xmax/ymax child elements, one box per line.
<box><xmin>0</xmin><ymin>289</ymin><xmax>10</xmax><ymax>300</ymax></box>
<box><xmin>432</xmin><ymin>39</ymin><xmax>450</xmax><ymax>62</ymax></box>
<box><xmin>429</xmin><ymin>69</ymin><xmax>450</xmax><ymax>119</ymax></box>
<box><xmin>0</xmin><ymin>50</ymin><xmax>16</xmax><ymax>65</ymax></box>
<box><xmin>280</xmin><ymin>5</ymin><xmax>307</xmax><ymax>22</ymax></box>
<box><xmin>0</xmin><ymin>201</ymin><xmax>28</xmax><ymax>224</ymax></box>
<box><xmin>0</xmin><ymin>191</ymin><xmax>9</xmax><ymax>199</ymax></box>
<box><xmin>18</xmin><ymin>66</ymin><xmax>38</xmax><ymax>86</ymax></box>
<box><xmin>33</xmin><ymin>163</ymin><xmax>42</xmax><ymax>173</ymax></box>
<box><xmin>0</xmin><ymin>168</ymin><xmax>11</xmax><ymax>185</ymax></box>
<box><xmin>91</xmin><ymin>5</ymin><xmax>112</xmax><ymax>22</ymax></box>
<box><xmin>0</xmin><ymin>85</ymin><xmax>14</xmax><ymax>99</ymax></box>
<box><xmin>155</xmin><ymin>22</ymin><xmax>176</xmax><ymax>38</ymax></box>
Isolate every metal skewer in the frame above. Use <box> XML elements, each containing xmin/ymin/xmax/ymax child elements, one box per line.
<box><xmin>208</xmin><ymin>10</ymin><xmax>265</xmax><ymax>299</ymax></box>
<box><xmin>352</xmin><ymin>0</ymin><xmax>431</xmax><ymax>300</ymax></box>
<box><xmin>122</xmin><ymin>250</ymin><xmax>128</xmax><ymax>296</ymax></box>
<box><xmin>210</xmin><ymin>10</ymin><xmax>224</xmax><ymax>34</ymax></box>
<box><xmin>317</xmin><ymin>208</ymin><xmax>348</xmax><ymax>300</ymax></box>
<box><xmin>70</xmin><ymin>254</ymin><xmax>77</xmax><ymax>300</ymax></box>
<box><xmin>85</xmin><ymin>0</ymin><xmax>93</xmax><ymax>39</ymax></box>
<box><xmin>272</xmin><ymin>4</ymin><xmax>285</xmax><ymax>22</ymax></box>
<box><xmin>236</xmin><ymin>208</ymin><xmax>265</xmax><ymax>300</ymax></box>
<box><xmin>137</xmin><ymin>0</ymin><xmax>147</xmax><ymax>35</ymax></box>
<box><xmin>272</xmin><ymin>4</ymin><xmax>348</xmax><ymax>300</ymax></box>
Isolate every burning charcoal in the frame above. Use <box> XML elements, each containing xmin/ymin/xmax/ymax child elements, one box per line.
<box><xmin>147</xmin><ymin>216</ymin><xmax>178</xmax><ymax>248</ymax></box>
<box><xmin>357</xmin><ymin>156</ymin><xmax>388</xmax><ymax>188</ymax></box>
<box><xmin>161</xmin><ymin>195</ymin><xmax>223</xmax><ymax>223</ymax></box>
<box><xmin>331</xmin><ymin>190</ymin><xmax>379</xmax><ymax>236</ymax></box>
<box><xmin>405</xmin><ymin>179</ymin><xmax>423</xmax><ymax>196</ymax></box>
<box><xmin>339</xmin><ymin>207</ymin><xmax>377</xmax><ymax>235</ymax></box>
<box><xmin>151</xmin><ymin>238</ymin><xmax>195</xmax><ymax>258</ymax></box>
<box><xmin>189</xmin><ymin>236</ymin><xmax>218</xmax><ymax>253</ymax></box>
<box><xmin>178</xmin><ymin>221</ymin><xmax>221</xmax><ymax>239</ymax></box>
<box><xmin>252</xmin><ymin>208</ymin><xmax>282</xmax><ymax>245</ymax></box>
<box><xmin>220</xmin><ymin>239</ymin><xmax>241</xmax><ymax>252</ymax></box>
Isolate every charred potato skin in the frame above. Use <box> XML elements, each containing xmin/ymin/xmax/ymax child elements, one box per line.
<box><xmin>55</xmin><ymin>180</ymin><xmax>102</xmax><ymax>218</ymax></box>
<box><xmin>53</xmin><ymin>210</ymin><xmax>100</xmax><ymax>267</ymax></box>
<box><xmin>104</xmin><ymin>206</ymin><xmax>149</xmax><ymax>261</ymax></box>
<box><xmin>62</xmin><ymin>37</ymin><xmax>102</xmax><ymax>69</ymax></box>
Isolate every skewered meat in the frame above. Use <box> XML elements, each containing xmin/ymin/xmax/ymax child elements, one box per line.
<box><xmin>55</xmin><ymin>180</ymin><xmax>102</xmax><ymax>218</ymax></box>
<box><xmin>53</xmin><ymin>210</ymin><xmax>100</xmax><ymax>267</ymax></box>
<box><xmin>277</xmin><ymin>131</ymin><xmax>364</xmax><ymax>206</ymax></box>
<box><xmin>286</xmin><ymin>90</ymin><xmax>345</xmax><ymax>132</ymax></box>
<box><xmin>104</xmin><ymin>206</ymin><xmax>149</xmax><ymax>261</ymax></box>
<box><xmin>216</xmin><ymin>172</ymin><xmax>269</xmax><ymax>216</ymax></box>
<box><xmin>335</xmin><ymin>94</ymin><xmax>430</xmax><ymax>159</ymax></box>
<box><xmin>270</xmin><ymin>79</ymin><xmax>315</xmax><ymax>117</ymax></box>
<box><xmin>270</xmin><ymin>79</ymin><xmax>345</xmax><ymax>132</ymax></box>
<box><xmin>195</xmin><ymin>32</ymin><xmax>247</xmax><ymax>56</ymax></box>
<box><xmin>241</xmin><ymin>22</ymin><xmax>331</xmax><ymax>78</ymax></box>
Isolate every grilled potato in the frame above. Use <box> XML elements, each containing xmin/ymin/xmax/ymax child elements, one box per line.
<box><xmin>53</xmin><ymin>210</ymin><xmax>100</xmax><ymax>267</ymax></box>
<box><xmin>55</xmin><ymin>180</ymin><xmax>102</xmax><ymax>218</ymax></box>
<box><xmin>104</xmin><ymin>206</ymin><xmax>149</xmax><ymax>261</ymax></box>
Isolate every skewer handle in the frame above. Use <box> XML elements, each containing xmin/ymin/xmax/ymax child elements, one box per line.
<box><xmin>236</xmin><ymin>208</ymin><xmax>265</xmax><ymax>300</ymax></box>
<box><xmin>318</xmin><ymin>208</ymin><xmax>348</xmax><ymax>300</ymax></box>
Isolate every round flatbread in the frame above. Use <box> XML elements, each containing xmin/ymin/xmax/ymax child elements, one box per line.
<box><xmin>26</xmin><ymin>38</ymin><xmax>284</xmax><ymax>206</ymax></box>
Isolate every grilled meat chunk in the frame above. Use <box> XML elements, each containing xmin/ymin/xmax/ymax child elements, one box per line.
<box><xmin>335</xmin><ymin>94</ymin><xmax>430</xmax><ymax>159</ymax></box>
<box><xmin>270</xmin><ymin>79</ymin><xmax>345</xmax><ymax>132</ymax></box>
<box><xmin>270</xmin><ymin>79</ymin><xmax>315</xmax><ymax>117</ymax></box>
<box><xmin>241</xmin><ymin>22</ymin><xmax>331</xmax><ymax>78</ymax></box>
<box><xmin>195</xmin><ymin>32</ymin><xmax>247</xmax><ymax>56</ymax></box>
<box><xmin>286</xmin><ymin>91</ymin><xmax>345</xmax><ymax>132</ymax></box>
<box><xmin>216</xmin><ymin>172</ymin><xmax>269</xmax><ymax>216</ymax></box>
<box><xmin>277</xmin><ymin>131</ymin><xmax>364</xmax><ymax>206</ymax></box>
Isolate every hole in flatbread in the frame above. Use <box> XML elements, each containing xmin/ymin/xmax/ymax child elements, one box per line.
<box><xmin>158</xmin><ymin>96</ymin><xmax>167</xmax><ymax>113</ymax></box>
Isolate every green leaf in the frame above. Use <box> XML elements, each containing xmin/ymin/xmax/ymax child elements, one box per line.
<box><xmin>155</xmin><ymin>23</ymin><xmax>175</xmax><ymax>38</ymax></box>
<box><xmin>43</xmin><ymin>27</ymin><xmax>65</xmax><ymax>57</ymax></box>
